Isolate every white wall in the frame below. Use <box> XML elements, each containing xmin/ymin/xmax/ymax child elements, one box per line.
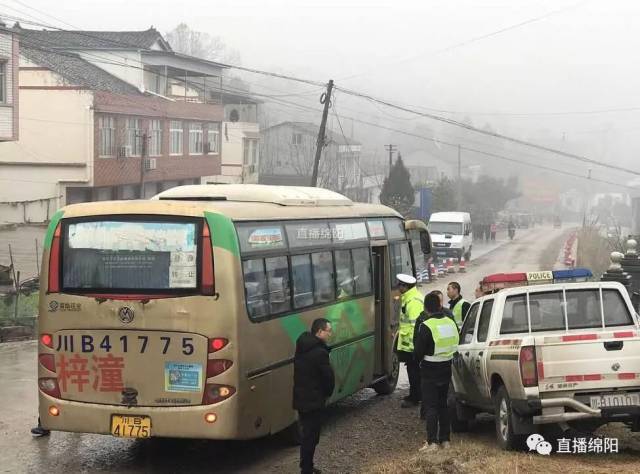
<box><xmin>203</xmin><ymin>121</ymin><xmax>259</xmax><ymax>184</ymax></box>
<box><xmin>76</xmin><ymin>50</ymin><xmax>143</xmax><ymax>90</ymax></box>
<box><xmin>0</xmin><ymin>61</ymin><xmax>93</xmax><ymax>223</ymax></box>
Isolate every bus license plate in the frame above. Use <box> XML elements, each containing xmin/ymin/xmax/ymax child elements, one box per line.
<box><xmin>590</xmin><ymin>393</ymin><xmax>640</xmax><ymax>409</ymax></box>
<box><xmin>111</xmin><ymin>415</ymin><xmax>151</xmax><ymax>438</ymax></box>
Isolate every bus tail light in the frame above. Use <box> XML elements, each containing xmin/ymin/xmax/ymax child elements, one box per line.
<box><xmin>519</xmin><ymin>346</ymin><xmax>538</xmax><ymax>387</ymax></box>
<box><xmin>48</xmin><ymin>223</ymin><xmax>61</xmax><ymax>293</ymax></box>
<box><xmin>202</xmin><ymin>384</ymin><xmax>236</xmax><ymax>405</ymax></box>
<box><xmin>40</xmin><ymin>333</ymin><xmax>53</xmax><ymax>348</ymax></box>
<box><xmin>38</xmin><ymin>377</ymin><xmax>61</xmax><ymax>398</ymax></box>
<box><xmin>39</xmin><ymin>354</ymin><xmax>56</xmax><ymax>372</ymax></box>
<box><xmin>201</xmin><ymin>223</ymin><xmax>215</xmax><ymax>296</ymax></box>
<box><xmin>209</xmin><ymin>338</ymin><xmax>228</xmax><ymax>353</ymax></box>
<box><xmin>206</xmin><ymin>359</ymin><xmax>233</xmax><ymax>378</ymax></box>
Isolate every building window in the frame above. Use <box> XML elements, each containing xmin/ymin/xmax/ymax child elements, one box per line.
<box><xmin>189</xmin><ymin>122</ymin><xmax>203</xmax><ymax>155</ymax></box>
<box><xmin>149</xmin><ymin>119</ymin><xmax>162</xmax><ymax>156</ymax></box>
<box><xmin>243</xmin><ymin>138</ymin><xmax>258</xmax><ymax>165</ymax></box>
<box><xmin>170</xmin><ymin>120</ymin><xmax>183</xmax><ymax>156</ymax></box>
<box><xmin>0</xmin><ymin>62</ymin><xmax>6</xmax><ymax>103</ymax></box>
<box><xmin>207</xmin><ymin>123</ymin><xmax>220</xmax><ymax>154</ymax></box>
<box><xmin>125</xmin><ymin>118</ymin><xmax>142</xmax><ymax>156</ymax></box>
<box><xmin>98</xmin><ymin>116</ymin><xmax>116</xmax><ymax>157</ymax></box>
<box><xmin>292</xmin><ymin>133</ymin><xmax>303</xmax><ymax>145</ymax></box>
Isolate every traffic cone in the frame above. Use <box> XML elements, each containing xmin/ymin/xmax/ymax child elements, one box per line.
<box><xmin>458</xmin><ymin>256</ymin><xmax>466</xmax><ymax>273</ymax></box>
<box><xmin>447</xmin><ymin>258</ymin><xmax>456</xmax><ymax>273</ymax></box>
<box><xmin>429</xmin><ymin>263</ymin><xmax>438</xmax><ymax>280</ymax></box>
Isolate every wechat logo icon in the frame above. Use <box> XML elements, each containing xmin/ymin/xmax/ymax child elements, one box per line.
<box><xmin>527</xmin><ymin>433</ymin><xmax>553</xmax><ymax>455</ymax></box>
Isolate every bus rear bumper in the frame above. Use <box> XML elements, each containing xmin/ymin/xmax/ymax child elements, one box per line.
<box><xmin>38</xmin><ymin>392</ymin><xmax>246</xmax><ymax>440</ymax></box>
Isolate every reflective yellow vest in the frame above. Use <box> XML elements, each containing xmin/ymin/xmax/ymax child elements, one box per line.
<box><xmin>423</xmin><ymin>316</ymin><xmax>460</xmax><ymax>362</ymax></box>
<box><xmin>451</xmin><ymin>298</ymin><xmax>468</xmax><ymax>329</ymax></box>
<box><xmin>397</xmin><ymin>286</ymin><xmax>424</xmax><ymax>353</ymax></box>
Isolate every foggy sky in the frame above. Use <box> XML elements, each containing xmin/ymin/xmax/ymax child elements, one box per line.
<box><xmin>11</xmin><ymin>0</ymin><xmax>640</xmax><ymax>187</ymax></box>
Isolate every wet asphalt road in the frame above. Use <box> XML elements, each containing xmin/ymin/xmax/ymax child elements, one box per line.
<box><xmin>0</xmin><ymin>225</ymin><xmax>565</xmax><ymax>473</ymax></box>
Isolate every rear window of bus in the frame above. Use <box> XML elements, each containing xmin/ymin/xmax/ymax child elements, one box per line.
<box><xmin>61</xmin><ymin>218</ymin><xmax>200</xmax><ymax>293</ymax></box>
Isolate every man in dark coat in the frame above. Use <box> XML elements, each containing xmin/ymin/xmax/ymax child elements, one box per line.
<box><xmin>293</xmin><ymin>318</ymin><xmax>335</xmax><ymax>474</ymax></box>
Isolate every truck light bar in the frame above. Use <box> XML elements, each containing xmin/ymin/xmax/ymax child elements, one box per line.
<box><xmin>481</xmin><ymin>268</ymin><xmax>593</xmax><ymax>293</ymax></box>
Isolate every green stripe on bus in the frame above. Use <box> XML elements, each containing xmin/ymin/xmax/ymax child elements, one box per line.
<box><xmin>43</xmin><ymin>210</ymin><xmax>65</xmax><ymax>250</ymax></box>
<box><xmin>204</xmin><ymin>211</ymin><xmax>240</xmax><ymax>257</ymax></box>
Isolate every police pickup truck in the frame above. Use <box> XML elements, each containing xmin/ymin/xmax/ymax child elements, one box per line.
<box><xmin>450</xmin><ymin>269</ymin><xmax>640</xmax><ymax>450</ymax></box>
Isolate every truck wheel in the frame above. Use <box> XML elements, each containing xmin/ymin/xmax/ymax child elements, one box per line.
<box><xmin>494</xmin><ymin>386</ymin><xmax>524</xmax><ymax>450</ymax></box>
<box><xmin>372</xmin><ymin>351</ymin><xmax>399</xmax><ymax>395</ymax></box>
<box><xmin>448</xmin><ymin>389</ymin><xmax>469</xmax><ymax>433</ymax></box>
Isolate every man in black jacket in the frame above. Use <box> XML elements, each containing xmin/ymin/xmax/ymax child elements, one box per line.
<box><xmin>293</xmin><ymin>318</ymin><xmax>335</xmax><ymax>474</ymax></box>
<box><xmin>414</xmin><ymin>292</ymin><xmax>460</xmax><ymax>452</ymax></box>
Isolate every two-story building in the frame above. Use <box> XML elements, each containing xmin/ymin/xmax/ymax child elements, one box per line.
<box><xmin>0</xmin><ymin>26</ymin><xmax>258</xmax><ymax>224</ymax></box>
<box><xmin>259</xmin><ymin>121</ymin><xmax>362</xmax><ymax>199</ymax></box>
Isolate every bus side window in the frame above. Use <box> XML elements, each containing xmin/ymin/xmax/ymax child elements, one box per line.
<box><xmin>352</xmin><ymin>247</ymin><xmax>372</xmax><ymax>295</ymax></box>
<box><xmin>265</xmin><ymin>256</ymin><xmax>291</xmax><ymax>314</ymax></box>
<box><xmin>312</xmin><ymin>251</ymin><xmax>335</xmax><ymax>304</ymax></box>
<box><xmin>335</xmin><ymin>249</ymin><xmax>354</xmax><ymax>298</ymax></box>
<box><xmin>292</xmin><ymin>254</ymin><xmax>314</xmax><ymax>309</ymax></box>
<box><xmin>242</xmin><ymin>259</ymin><xmax>269</xmax><ymax>319</ymax></box>
<box><xmin>390</xmin><ymin>241</ymin><xmax>412</xmax><ymax>283</ymax></box>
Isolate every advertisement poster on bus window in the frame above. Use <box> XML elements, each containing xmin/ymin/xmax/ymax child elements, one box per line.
<box><xmin>164</xmin><ymin>362</ymin><xmax>203</xmax><ymax>392</ymax></box>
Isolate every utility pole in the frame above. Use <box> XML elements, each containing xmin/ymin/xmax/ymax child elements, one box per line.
<box><xmin>457</xmin><ymin>145</ymin><xmax>462</xmax><ymax>210</ymax></box>
<box><xmin>311</xmin><ymin>79</ymin><xmax>334</xmax><ymax>187</ymax></box>
<box><xmin>384</xmin><ymin>144</ymin><xmax>397</xmax><ymax>175</ymax></box>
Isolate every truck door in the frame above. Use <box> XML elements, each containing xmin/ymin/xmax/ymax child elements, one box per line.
<box><xmin>452</xmin><ymin>302</ymin><xmax>480</xmax><ymax>401</ymax></box>
<box><xmin>469</xmin><ymin>299</ymin><xmax>494</xmax><ymax>408</ymax></box>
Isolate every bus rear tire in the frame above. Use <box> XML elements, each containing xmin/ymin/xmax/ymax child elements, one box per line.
<box><xmin>372</xmin><ymin>352</ymin><xmax>399</xmax><ymax>395</ymax></box>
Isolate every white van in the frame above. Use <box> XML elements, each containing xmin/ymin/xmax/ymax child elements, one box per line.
<box><xmin>428</xmin><ymin>212</ymin><xmax>472</xmax><ymax>261</ymax></box>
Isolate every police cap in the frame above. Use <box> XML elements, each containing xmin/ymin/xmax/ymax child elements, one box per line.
<box><xmin>396</xmin><ymin>273</ymin><xmax>417</xmax><ymax>285</ymax></box>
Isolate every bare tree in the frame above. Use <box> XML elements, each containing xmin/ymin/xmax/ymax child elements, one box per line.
<box><xmin>165</xmin><ymin>23</ymin><xmax>241</xmax><ymax>64</ymax></box>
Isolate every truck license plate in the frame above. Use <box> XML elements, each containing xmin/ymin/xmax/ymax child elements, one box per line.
<box><xmin>111</xmin><ymin>415</ymin><xmax>151</xmax><ymax>438</ymax></box>
<box><xmin>590</xmin><ymin>393</ymin><xmax>640</xmax><ymax>409</ymax></box>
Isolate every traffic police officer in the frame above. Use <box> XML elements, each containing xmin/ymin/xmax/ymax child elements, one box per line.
<box><xmin>395</xmin><ymin>273</ymin><xmax>424</xmax><ymax>408</ymax></box>
<box><xmin>414</xmin><ymin>292</ymin><xmax>460</xmax><ymax>451</ymax></box>
<box><xmin>447</xmin><ymin>281</ymin><xmax>470</xmax><ymax>329</ymax></box>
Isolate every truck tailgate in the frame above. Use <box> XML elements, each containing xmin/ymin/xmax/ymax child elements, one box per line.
<box><xmin>536</xmin><ymin>330</ymin><xmax>640</xmax><ymax>393</ymax></box>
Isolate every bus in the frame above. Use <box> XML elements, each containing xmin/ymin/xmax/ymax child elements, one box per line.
<box><xmin>37</xmin><ymin>185</ymin><xmax>431</xmax><ymax>440</ymax></box>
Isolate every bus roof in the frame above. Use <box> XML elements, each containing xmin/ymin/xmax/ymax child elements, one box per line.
<box><xmin>58</xmin><ymin>186</ymin><xmax>401</xmax><ymax>221</ymax></box>
<box><xmin>154</xmin><ymin>184</ymin><xmax>353</xmax><ymax>207</ymax></box>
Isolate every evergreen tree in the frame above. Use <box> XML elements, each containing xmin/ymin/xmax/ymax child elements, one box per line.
<box><xmin>379</xmin><ymin>155</ymin><xmax>415</xmax><ymax>217</ymax></box>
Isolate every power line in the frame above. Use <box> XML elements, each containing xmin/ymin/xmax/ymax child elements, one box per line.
<box><xmin>334</xmin><ymin>84</ymin><xmax>640</xmax><ymax>177</ymax></box>
<box><xmin>339</xmin><ymin>0</ymin><xmax>589</xmax><ymax>81</ymax></box>
<box><xmin>8</xmin><ymin>8</ymin><xmax>640</xmax><ymax>180</ymax></box>
<box><xmin>252</xmin><ymin>90</ymin><xmax>636</xmax><ymax>189</ymax></box>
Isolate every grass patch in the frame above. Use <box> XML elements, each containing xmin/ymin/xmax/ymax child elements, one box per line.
<box><xmin>0</xmin><ymin>293</ymin><xmax>38</xmax><ymax>325</ymax></box>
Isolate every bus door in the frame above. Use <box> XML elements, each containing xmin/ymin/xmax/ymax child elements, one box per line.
<box><xmin>372</xmin><ymin>245</ymin><xmax>387</xmax><ymax>375</ymax></box>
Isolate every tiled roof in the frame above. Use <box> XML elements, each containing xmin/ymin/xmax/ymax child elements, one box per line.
<box><xmin>263</xmin><ymin>121</ymin><xmax>361</xmax><ymax>146</ymax></box>
<box><xmin>21</xmin><ymin>46</ymin><xmax>141</xmax><ymax>95</ymax></box>
<box><xmin>16</xmin><ymin>26</ymin><xmax>171</xmax><ymax>51</ymax></box>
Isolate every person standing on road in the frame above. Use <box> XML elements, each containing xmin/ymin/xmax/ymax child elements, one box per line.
<box><xmin>415</xmin><ymin>291</ymin><xmax>454</xmax><ymax>420</ymax></box>
<box><xmin>415</xmin><ymin>292</ymin><xmax>460</xmax><ymax>452</ymax></box>
<box><xmin>395</xmin><ymin>274</ymin><xmax>424</xmax><ymax>409</ymax></box>
<box><xmin>490</xmin><ymin>223</ymin><xmax>497</xmax><ymax>241</ymax></box>
<box><xmin>430</xmin><ymin>290</ymin><xmax>455</xmax><ymax>320</ymax></box>
<box><xmin>447</xmin><ymin>282</ymin><xmax>470</xmax><ymax>329</ymax></box>
<box><xmin>293</xmin><ymin>318</ymin><xmax>335</xmax><ymax>474</ymax></box>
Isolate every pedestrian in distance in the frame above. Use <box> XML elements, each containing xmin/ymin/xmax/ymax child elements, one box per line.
<box><xmin>293</xmin><ymin>318</ymin><xmax>335</xmax><ymax>474</ymax></box>
<box><xmin>395</xmin><ymin>274</ymin><xmax>424</xmax><ymax>409</ymax></box>
<box><xmin>490</xmin><ymin>223</ymin><xmax>497</xmax><ymax>241</ymax></box>
<box><xmin>447</xmin><ymin>282</ymin><xmax>470</xmax><ymax>329</ymax></box>
<box><xmin>415</xmin><ymin>292</ymin><xmax>460</xmax><ymax>452</ymax></box>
